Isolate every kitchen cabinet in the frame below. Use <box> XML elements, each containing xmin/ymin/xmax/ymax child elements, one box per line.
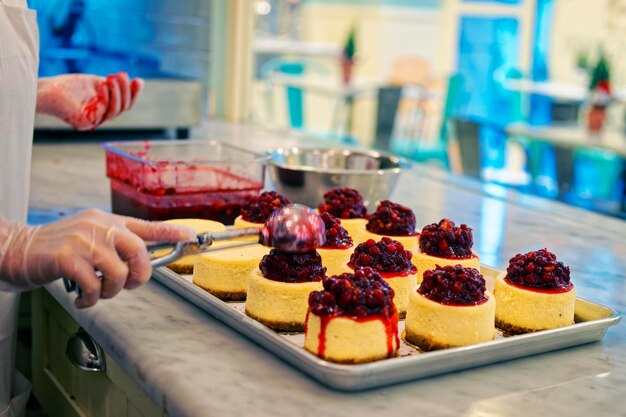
<box><xmin>31</xmin><ymin>289</ymin><xmax>164</xmax><ymax>417</ymax></box>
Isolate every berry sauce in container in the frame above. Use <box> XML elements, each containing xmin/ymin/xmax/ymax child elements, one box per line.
<box><xmin>103</xmin><ymin>140</ymin><xmax>267</xmax><ymax>225</ymax></box>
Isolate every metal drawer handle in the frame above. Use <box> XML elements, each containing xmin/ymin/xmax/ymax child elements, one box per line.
<box><xmin>65</xmin><ymin>328</ymin><xmax>106</xmax><ymax>372</ymax></box>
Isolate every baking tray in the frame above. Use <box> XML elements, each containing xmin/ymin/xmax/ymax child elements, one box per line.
<box><xmin>152</xmin><ymin>265</ymin><xmax>621</xmax><ymax>391</ymax></box>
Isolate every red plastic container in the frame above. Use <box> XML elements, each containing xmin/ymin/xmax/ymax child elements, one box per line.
<box><xmin>103</xmin><ymin>140</ymin><xmax>266</xmax><ymax>225</ymax></box>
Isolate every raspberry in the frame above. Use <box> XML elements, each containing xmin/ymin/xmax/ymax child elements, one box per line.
<box><xmin>419</xmin><ymin>218</ymin><xmax>473</xmax><ymax>258</ymax></box>
<box><xmin>241</xmin><ymin>191</ymin><xmax>291</xmax><ymax>223</ymax></box>
<box><xmin>366</xmin><ymin>200</ymin><xmax>416</xmax><ymax>236</ymax></box>
<box><xmin>259</xmin><ymin>249</ymin><xmax>326</xmax><ymax>283</ymax></box>
<box><xmin>320</xmin><ymin>212</ymin><xmax>353</xmax><ymax>249</ymax></box>
<box><xmin>308</xmin><ymin>267</ymin><xmax>395</xmax><ymax>318</ymax></box>
<box><xmin>418</xmin><ymin>265</ymin><xmax>487</xmax><ymax>305</ymax></box>
<box><xmin>505</xmin><ymin>248</ymin><xmax>571</xmax><ymax>289</ymax></box>
<box><xmin>318</xmin><ymin>187</ymin><xmax>367</xmax><ymax>219</ymax></box>
<box><xmin>349</xmin><ymin>237</ymin><xmax>415</xmax><ymax>273</ymax></box>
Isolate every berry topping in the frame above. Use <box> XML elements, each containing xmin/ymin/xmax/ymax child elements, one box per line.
<box><xmin>308</xmin><ymin>267</ymin><xmax>396</xmax><ymax>318</ymax></box>
<box><xmin>349</xmin><ymin>237</ymin><xmax>415</xmax><ymax>273</ymax></box>
<box><xmin>418</xmin><ymin>265</ymin><xmax>487</xmax><ymax>305</ymax></box>
<box><xmin>505</xmin><ymin>248</ymin><xmax>571</xmax><ymax>290</ymax></box>
<box><xmin>318</xmin><ymin>187</ymin><xmax>367</xmax><ymax>219</ymax></box>
<box><xmin>259</xmin><ymin>249</ymin><xmax>326</xmax><ymax>283</ymax></box>
<box><xmin>320</xmin><ymin>212</ymin><xmax>353</xmax><ymax>249</ymax></box>
<box><xmin>419</xmin><ymin>218</ymin><xmax>473</xmax><ymax>258</ymax></box>
<box><xmin>366</xmin><ymin>200</ymin><xmax>416</xmax><ymax>236</ymax></box>
<box><xmin>241</xmin><ymin>191</ymin><xmax>291</xmax><ymax>223</ymax></box>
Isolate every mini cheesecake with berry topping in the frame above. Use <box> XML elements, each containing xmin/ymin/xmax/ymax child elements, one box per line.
<box><xmin>317</xmin><ymin>212</ymin><xmax>355</xmax><ymax>276</ymax></box>
<box><xmin>494</xmin><ymin>249</ymin><xmax>575</xmax><ymax>334</ymax></box>
<box><xmin>347</xmin><ymin>237</ymin><xmax>417</xmax><ymax>317</ymax></box>
<box><xmin>192</xmin><ymin>243</ymin><xmax>270</xmax><ymax>301</ymax></box>
<box><xmin>153</xmin><ymin>218</ymin><xmax>227</xmax><ymax>274</ymax></box>
<box><xmin>305</xmin><ymin>267</ymin><xmax>399</xmax><ymax>364</ymax></box>
<box><xmin>233</xmin><ymin>191</ymin><xmax>291</xmax><ymax>230</ymax></box>
<box><xmin>360</xmin><ymin>201</ymin><xmax>419</xmax><ymax>251</ymax></box>
<box><xmin>246</xmin><ymin>249</ymin><xmax>326</xmax><ymax>332</ymax></box>
<box><xmin>405</xmin><ymin>265</ymin><xmax>496</xmax><ymax>351</ymax></box>
<box><xmin>413</xmin><ymin>218</ymin><xmax>480</xmax><ymax>283</ymax></box>
<box><xmin>317</xmin><ymin>187</ymin><xmax>368</xmax><ymax>241</ymax></box>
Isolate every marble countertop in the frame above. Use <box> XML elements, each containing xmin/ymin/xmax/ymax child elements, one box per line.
<box><xmin>31</xmin><ymin>122</ymin><xmax>625</xmax><ymax>417</ymax></box>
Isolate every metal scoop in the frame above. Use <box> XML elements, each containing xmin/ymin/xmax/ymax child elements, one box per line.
<box><xmin>63</xmin><ymin>204</ymin><xmax>326</xmax><ymax>295</ymax></box>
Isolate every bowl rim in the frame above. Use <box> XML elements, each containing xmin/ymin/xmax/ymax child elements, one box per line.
<box><xmin>265</xmin><ymin>146</ymin><xmax>411</xmax><ymax>174</ymax></box>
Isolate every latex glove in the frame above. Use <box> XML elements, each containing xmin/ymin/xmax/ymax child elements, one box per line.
<box><xmin>36</xmin><ymin>72</ymin><xmax>145</xmax><ymax>131</ymax></box>
<box><xmin>0</xmin><ymin>209</ymin><xmax>194</xmax><ymax>308</ymax></box>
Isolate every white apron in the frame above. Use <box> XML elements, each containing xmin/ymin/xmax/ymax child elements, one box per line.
<box><xmin>0</xmin><ymin>0</ymin><xmax>39</xmax><ymax>416</ymax></box>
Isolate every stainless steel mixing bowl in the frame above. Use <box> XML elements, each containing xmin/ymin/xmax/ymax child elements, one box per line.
<box><xmin>266</xmin><ymin>146</ymin><xmax>411</xmax><ymax>209</ymax></box>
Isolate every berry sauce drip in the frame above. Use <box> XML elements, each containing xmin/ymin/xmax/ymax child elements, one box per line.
<box><xmin>259</xmin><ymin>249</ymin><xmax>326</xmax><ymax>283</ymax></box>
<box><xmin>349</xmin><ymin>237</ymin><xmax>415</xmax><ymax>274</ymax></box>
<box><xmin>318</xmin><ymin>187</ymin><xmax>367</xmax><ymax>219</ymax></box>
<box><xmin>308</xmin><ymin>268</ymin><xmax>399</xmax><ymax>359</ymax></box>
<box><xmin>365</xmin><ymin>200</ymin><xmax>416</xmax><ymax>236</ymax></box>
<box><xmin>241</xmin><ymin>191</ymin><xmax>291</xmax><ymax>223</ymax></box>
<box><xmin>505</xmin><ymin>248</ymin><xmax>572</xmax><ymax>290</ymax></box>
<box><xmin>320</xmin><ymin>212</ymin><xmax>353</xmax><ymax>249</ymax></box>
<box><xmin>419</xmin><ymin>218</ymin><xmax>474</xmax><ymax>259</ymax></box>
<box><xmin>418</xmin><ymin>265</ymin><xmax>488</xmax><ymax>305</ymax></box>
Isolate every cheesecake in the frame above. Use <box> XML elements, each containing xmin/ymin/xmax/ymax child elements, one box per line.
<box><xmin>360</xmin><ymin>200</ymin><xmax>419</xmax><ymax>251</ymax></box>
<box><xmin>152</xmin><ymin>218</ymin><xmax>226</xmax><ymax>274</ymax></box>
<box><xmin>192</xmin><ymin>243</ymin><xmax>270</xmax><ymax>301</ymax></box>
<box><xmin>316</xmin><ymin>212</ymin><xmax>354</xmax><ymax>276</ymax></box>
<box><xmin>347</xmin><ymin>237</ymin><xmax>417</xmax><ymax>317</ymax></box>
<box><xmin>245</xmin><ymin>249</ymin><xmax>326</xmax><ymax>332</ymax></box>
<box><xmin>233</xmin><ymin>190</ymin><xmax>291</xmax><ymax>230</ymax></box>
<box><xmin>304</xmin><ymin>267</ymin><xmax>399</xmax><ymax>363</ymax></box>
<box><xmin>413</xmin><ymin>218</ymin><xmax>479</xmax><ymax>283</ymax></box>
<box><xmin>317</xmin><ymin>187</ymin><xmax>368</xmax><ymax>243</ymax></box>
<box><xmin>405</xmin><ymin>265</ymin><xmax>496</xmax><ymax>351</ymax></box>
<box><xmin>494</xmin><ymin>249</ymin><xmax>575</xmax><ymax>334</ymax></box>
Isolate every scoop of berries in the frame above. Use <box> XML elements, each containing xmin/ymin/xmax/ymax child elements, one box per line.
<box><xmin>506</xmin><ymin>248</ymin><xmax>571</xmax><ymax>289</ymax></box>
<box><xmin>366</xmin><ymin>200</ymin><xmax>416</xmax><ymax>236</ymax></box>
<box><xmin>418</xmin><ymin>265</ymin><xmax>487</xmax><ymax>305</ymax></box>
<box><xmin>241</xmin><ymin>191</ymin><xmax>291</xmax><ymax>223</ymax></box>
<box><xmin>419</xmin><ymin>218</ymin><xmax>473</xmax><ymax>258</ymax></box>
<box><xmin>320</xmin><ymin>212</ymin><xmax>353</xmax><ymax>249</ymax></box>
<box><xmin>318</xmin><ymin>187</ymin><xmax>367</xmax><ymax>219</ymax></box>
<box><xmin>308</xmin><ymin>267</ymin><xmax>396</xmax><ymax>318</ymax></box>
<box><xmin>260</xmin><ymin>249</ymin><xmax>326</xmax><ymax>283</ymax></box>
<box><xmin>349</xmin><ymin>237</ymin><xmax>415</xmax><ymax>273</ymax></box>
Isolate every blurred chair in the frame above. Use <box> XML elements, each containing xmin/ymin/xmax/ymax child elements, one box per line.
<box><xmin>387</xmin><ymin>74</ymin><xmax>461</xmax><ymax>168</ymax></box>
<box><xmin>388</xmin><ymin>56</ymin><xmax>431</xmax><ymax>86</ymax></box>
<box><xmin>448</xmin><ymin>117</ymin><xmax>531</xmax><ymax>186</ymax></box>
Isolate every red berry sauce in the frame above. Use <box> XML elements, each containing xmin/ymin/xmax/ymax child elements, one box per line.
<box><xmin>418</xmin><ymin>265</ymin><xmax>488</xmax><ymax>305</ymax></box>
<box><xmin>318</xmin><ymin>187</ymin><xmax>367</xmax><ymax>219</ymax></box>
<box><xmin>307</xmin><ymin>267</ymin><xmax>399</xmax><ymax>358</ymax></box>
<box><xmin>366</xmin><ymin>200</ymin><xmax>416</xmax><ymax>236</ymax></box>
<box><xmin>320</xmin><ymin>212</ymin><xmax>353</xmax><ymax>249</ymax></box>
<box><xmin>241</xmin><ymin>191</ymin><xmax>291</xmax><ymax>223</ymax></box>
<box><xmin>259</xmin><ymin>249</ymin><xmax>326</xmax><ymax>283</ymax></box>
<box><xmin>348</xmin><ymin>237</ymin><xmax>416</xmax><ymax>275</ymax></box>
<box><xmin>419</xmin><ymin>218</ymin><xmax>474</xmax><ymax>259</ymax></box>
<box><xmin>505</xmin><ymin>248</ymin><xmax>573</xmax><ymax>293</ymax></box>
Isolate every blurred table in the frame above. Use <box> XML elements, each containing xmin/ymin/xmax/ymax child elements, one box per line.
<box><xmin>505</xmin><ymin>79</ymin><xmax>626</xmax><ymax>102</ymax></box>
<box><xmin>506</xmin><ymin>122</ymin><xmax>626</xmax><ymax>201</ymax></box>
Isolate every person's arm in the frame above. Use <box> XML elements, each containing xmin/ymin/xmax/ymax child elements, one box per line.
<box><xmin>0</xmin><ymin>209</ymin><xmax>194</xmax><ymax>308</ymax></box>
<box><xmin>36</xmin><ymin>72</ymin><xmax>144</xmax><ymax>131</ymax></box>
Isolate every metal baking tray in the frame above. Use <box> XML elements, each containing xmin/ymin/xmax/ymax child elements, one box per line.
<box><xmin>152</xmin><ymin>265</ymin><xmax>621</xmax><ymax>391</ymax></box>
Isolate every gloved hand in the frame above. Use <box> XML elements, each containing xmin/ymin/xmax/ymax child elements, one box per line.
<box><xmin>36</xmin><ymin>72</ymin><xmax>144</xmax><ymax>131</ymax></box>
<box><xmin>0</xmin><ymin>209</ymin><xmax>194</xmax><ymax>308</ymax></box>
